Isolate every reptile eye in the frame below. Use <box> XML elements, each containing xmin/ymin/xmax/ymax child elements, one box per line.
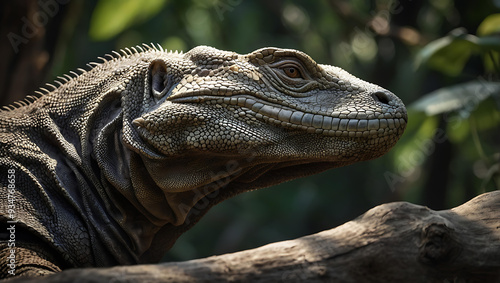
<box><xmin>283</xmin><ymin>66</ymin><xmax>301</xmax><ymax>78</ymax></box>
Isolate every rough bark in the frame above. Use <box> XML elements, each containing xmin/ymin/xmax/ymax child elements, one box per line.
<box><xmin>16</xmin><ymin>191</ymin><xmax>500</xmax><ymax>282</ymax></box>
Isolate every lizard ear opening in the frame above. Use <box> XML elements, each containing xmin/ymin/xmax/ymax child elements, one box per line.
<box><xmin>149</xmin><ymin>59</ymin><xmax>169</xmax><ymax>99</ymax></box>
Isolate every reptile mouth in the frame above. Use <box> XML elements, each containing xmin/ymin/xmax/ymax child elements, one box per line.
<box><xmin>169</xmin><ymin>95</ymin><xmax>407</xmax><ymax>138</ymax></box>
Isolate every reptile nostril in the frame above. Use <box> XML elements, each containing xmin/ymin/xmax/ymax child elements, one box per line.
<box><xmin>372</xmin><ymin>91</ymin><xmax>391</xmax><ymax>105</ymax></box>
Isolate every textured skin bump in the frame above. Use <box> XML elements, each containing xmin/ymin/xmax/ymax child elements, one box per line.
<box><xmin>0</xmin><ymin>44</ymin><xmax>407</xmax><ymax>277</ymax></box>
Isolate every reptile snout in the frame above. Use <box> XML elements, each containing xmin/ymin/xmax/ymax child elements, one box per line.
<box><xmin>371</xmin><ymin>90</ymin><xmax>391</xmax><ymax>105</ymax></box>
<box><xmin>370</xmin><ymin>89</ymin><xmax>408</xmax><ymax>122</ymax></box>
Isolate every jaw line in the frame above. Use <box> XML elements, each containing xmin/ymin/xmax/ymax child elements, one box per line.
<box><xmin>168</xmin><ymin>93</ymin><xmax>407</xmax><ymax>139</ymax></box>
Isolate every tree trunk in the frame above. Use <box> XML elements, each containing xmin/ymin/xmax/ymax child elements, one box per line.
<box><xmin>17</xmin><ymin>191</ymin><xmax>500</xmax><ymax>282</ymax></box>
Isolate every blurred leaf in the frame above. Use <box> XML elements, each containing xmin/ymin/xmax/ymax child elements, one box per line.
<box><xmin>90</xmin><ymin>0</ymin><xmax>168</xmax><ymax>40</ymax></box>
<box><xmin>484</xmin><ymin>50</ymin><xmax>500</xmax><ymax>73</ymax></box>
<box><xmin>475</xmin><ymin>35</ymin><xmax>500</xmax><ymax>51</ymax></box>
<box><xmin>410</xmin><ymin>81</ymin><xmax>500</xmax><ymax>116</ymax></box>
<box><xmin>477</xmin><ymin>13</ymin><xmax>500</xmax><ymax>36</ymax></box>
<box><xmin>389</xmin><ymin>110</ymin><xmax>439</xmax><ymax>174</ymax></box>
<box><xmin>446</xmin><ymin>97</ymin><xmax>500</xmax><ymax>143</ymax></box>
<box><xmin>416</xmin><ymin>28</ymin><xmax>500</xmax><ymax>76</ymax></box>
<box><xmin>471</xmin><ymin>97</ymin><xmax>500</xmax><ymax>132</ymax></box>
<box><xmin>476</xmin><ymin>36</ymin><xmax>500</xmax><ymax>73</ymax></box>
<box><xmin>415</xmin><ymin>30</ymin><xmax>474</xmax><ymax>76</ymax></box>
<box><xmin>446</xmin><ymin>117</ymin><xmax>469</xmax><ymax>143</ymax></box>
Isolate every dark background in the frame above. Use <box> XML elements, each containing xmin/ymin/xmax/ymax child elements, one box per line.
<box><xmin>1</xmin><ymin>0</ymin><xmax>499</xmax><ymax>262</ymax></box>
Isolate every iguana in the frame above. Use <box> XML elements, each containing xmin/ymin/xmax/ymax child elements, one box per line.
<box><xmin>0</xmin><ymin>44</ymin><xmax>407</xmax><ymax>278</ymax></box>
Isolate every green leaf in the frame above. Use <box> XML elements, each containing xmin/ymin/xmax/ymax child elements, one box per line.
<box><xmin>388</xmin><ymin>110</ymin><xmax>439</xmax><ymax>175</ymax></box>
<box><xmin>416</xmin><ymin>27</ymin><xmax>500</xmax><ymax>76</ymax></box>
<box><xmin>477</xmin><ymin>13</ymin><xmax>500</xmax><ymax>36</ymax></box>
<box><xmin>410</xmin><ymin>81</ymin><xmax>500</xmax><ymax>116</ymax></box>
<box><xmin>89</xmin><ymin>0</ymin><xmax>168</xmax><ymax>41</ymax></box>
<box><xmin>446</xmin><ymin>97</ymin><xmax>500</xmax><ymax>143</ymax></box>
<box><xmin>415</xmin><ymin>30</ymin><xmax>476</xmax><ymax>76</ymax></box>
<box><xmin>475</xmin><ymin>35</ymin><xmax>500</xmax><ymax>52</ymax></box>
<box><xmin>483</xmin><ymin>50</ymin><xmax>500</xmax><ymax>73</ymax></box>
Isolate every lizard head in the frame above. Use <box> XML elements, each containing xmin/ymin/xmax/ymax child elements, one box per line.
<box><xmin>115</xmin><ymin>46</ymin><xmax>407</xmax><ymax>258</ymax></box>
<box><xmin>132</xmin><ymin>46</ymin><xmax>406</xmax><ymax>169</ymax></box>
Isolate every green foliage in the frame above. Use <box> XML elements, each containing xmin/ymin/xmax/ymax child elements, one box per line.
<box><xmin>402</xmin><ymin>10</ymin><xmax>500</xmax><ymax>203</ymax></box>
<box><xmin>407</xmin><ymin>22</ymin><xmax>500</xmax><ymax>202</ymax></box>
<box><xmin>389</xmin><ymin>109</ymin><xmax>439</xmax><ymax>175</ymax></box>
<box><xmin>411</xmin><ymin>81</ymin><xmax>500</xmax><ymax>116</ymax></box>
<box><xmin>477</xmin><ymin>13</ymin><xmax>500</xmax><ymax>36</ymax></box>
<box><xmin>89</xmin><ymin>0</ymin><xmax>168</xmax><ymax>40</ymax></box>
<box><xmin>408</xmin><ymin>80</ymin><xmax>500</xmax><ymax>165</ymax></box>
<box><xmin>416</xmin><ymin>28</ymin><xmax>500</xmax><ymax>76</ymax></box>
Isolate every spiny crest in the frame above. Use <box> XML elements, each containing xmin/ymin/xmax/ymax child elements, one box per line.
<box><xmin>0</xmin><ymin>43</ymin><xmax>181</xmax><ymax>113</ymax></box>
<box><xmin>0</xmin><ymin>89</ymin><xmax>46</xmax><ymax>111</ymax></box>
<box><xmin>1</xmin><ymin>105</ymin><xmax>15</xmax><ymax>111</ymax></box>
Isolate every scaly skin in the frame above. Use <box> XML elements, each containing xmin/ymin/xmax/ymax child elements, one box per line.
<box><xmin>0</xmin><ymin>45</ymin><xmax>407</xmax><ymax>277</ymax></box>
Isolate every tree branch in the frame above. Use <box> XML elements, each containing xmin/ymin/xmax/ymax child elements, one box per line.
<box><xmin>19</xmin><ymin>191</ymin><xmax>500</xmax><ymax>282</ymax></box>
